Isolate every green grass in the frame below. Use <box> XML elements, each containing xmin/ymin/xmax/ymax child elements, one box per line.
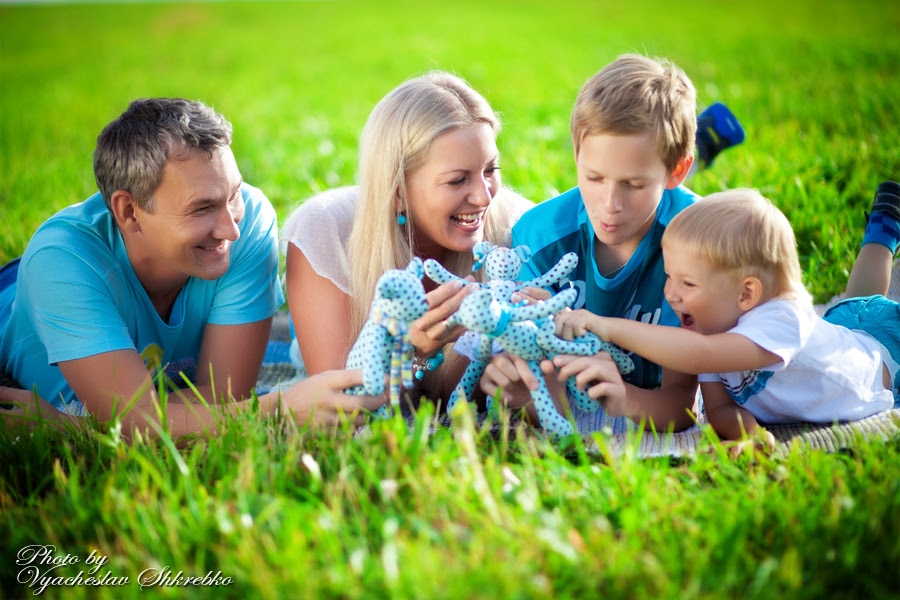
<box><xmin>1</xmin><ymin>0</ymin><xmax>900</xmax><ymax>598</ymax></box>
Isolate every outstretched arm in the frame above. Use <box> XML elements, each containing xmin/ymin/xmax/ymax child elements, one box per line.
<box><xmin>555</xmin><ymin>310</ymin><xmax>780</xmax><ymax>375</ymax></box>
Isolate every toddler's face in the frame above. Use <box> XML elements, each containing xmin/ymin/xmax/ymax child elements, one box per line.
<box><xmin>662</xmin><ymin>246</ymin><xmax>747</xmax><ymax>335</ymax></box>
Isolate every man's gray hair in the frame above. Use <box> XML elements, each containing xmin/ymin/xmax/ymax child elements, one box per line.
<box><xmin>93</xmin><ymin>98</ymin><xmax>233</xmax><ymax>212</ymax></box>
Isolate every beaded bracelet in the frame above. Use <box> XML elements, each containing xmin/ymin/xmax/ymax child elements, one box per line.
<box><xmin>413</xmin><ymin>348</ymin><xmax>445</xmax><ymax>380</ymax></box>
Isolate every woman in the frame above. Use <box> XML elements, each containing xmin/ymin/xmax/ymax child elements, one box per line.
<box><xmin>282</xmin><ymin>71</ymin><xmax>534</xmax><ymax>405</ymax></box>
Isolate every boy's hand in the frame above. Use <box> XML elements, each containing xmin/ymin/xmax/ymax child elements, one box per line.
<box><xmin>548</xmin><ymin>353</ymin><xmax>629</xmax><ymax>416</ymax></box>
<box><xmin>509</xmin><ymin>286</ymin><xmax>551</xmax><ymax>305</ymax></box>
<box><xmin>480</xmin><ymin>353</ymin><xmax>538</xmax><ymax>409</ymax></box>
<box><xmin>727</xmin><ymin>429</ymin><xmax>776</xmax><ymax>459</ymax></box>
<box><xmin>554</xmin><ymin>309</ymin><xmax>608</xmax><ymax>341</ymax></box>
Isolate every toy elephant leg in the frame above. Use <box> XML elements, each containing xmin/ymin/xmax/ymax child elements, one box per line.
<box><xmin>448</xmin><ymin>359</ymin><xmax>488</xmax><ymax>412</ymax></box>
<box><xmin>373</xmin><ymin>405</ymin><xmax>392</xmax><ymax>420</ymax></box>
<box><xmin>566</xmin><ymin>380</ymin><xmax>601</xmax><ymax>413</ymax></box>
<box><xmin>528</xmin><ymin>363</ymin><xmax>573</xmax><ymax>436</ymax></box>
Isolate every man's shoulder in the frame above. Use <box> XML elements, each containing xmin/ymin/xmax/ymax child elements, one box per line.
<box><xmin>25</xmin><ymin>193</ymin><xmax>114</xmax><ymax>258</ymax></box>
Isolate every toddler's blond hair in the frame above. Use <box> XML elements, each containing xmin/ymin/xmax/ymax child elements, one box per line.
<box><xmin>663</xmin><ymin>189</ymin><xmax>810</xmax><ymax>303</ymax></box>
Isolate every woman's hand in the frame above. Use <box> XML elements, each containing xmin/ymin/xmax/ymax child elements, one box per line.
<box><xmin>481</xmin><ymin>353</ymin><xmax>540</xmax><ymax>409</ymax></box>
<box><xmin>410</xmin><ymin>278</ymin><xmax>476</xmax><ymax>357</ymax></box>
<box><xmin>509</xmin><ymin>286</ymin><xmax>551</xmax><ymax>305</ymax></box>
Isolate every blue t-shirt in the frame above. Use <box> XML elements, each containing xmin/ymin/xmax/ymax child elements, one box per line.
<box><xmin>0</xmin><ymin>183</ymin><xmax>284</xmax><ymax>414</ymax></box>
<box><xmin>512</xmin><ymin>185</ymin><xmax>698</xmax><ymax>389</ymax></box>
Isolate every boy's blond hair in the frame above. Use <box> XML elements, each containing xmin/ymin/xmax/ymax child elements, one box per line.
<box><xmin>570</xmin><ymin>53</ymin><xmax>697</xmax><ymax>173</ymax></box>
<box><xmin>662</xmin><ymin>189</ymin><xmax>810</xmax><ymax>302</ymax></box>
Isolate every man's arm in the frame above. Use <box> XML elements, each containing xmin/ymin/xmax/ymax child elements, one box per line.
<box><xmin>58</xmin><ymin>349</ymin><xmax>259</xmax><ymax>438</ymax></box>
<box><xmin>57</xmin><ymin>316</ymin><xmax>271</xmax><ymax>437</ymax></box>
<box><xmin>197</xmin><ymin>318</ymin><xmax>272</xmax><ymax>401</ymax></box>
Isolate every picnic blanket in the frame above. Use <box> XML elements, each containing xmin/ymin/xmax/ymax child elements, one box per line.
<box><xmin>258</xmin><ymin>259</ymin><xmax>900</xmax><ymax>456</ymax></box>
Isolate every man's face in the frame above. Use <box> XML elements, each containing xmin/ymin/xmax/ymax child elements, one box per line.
<box><xmin>132</xmin><ymin>146</ymin><xmax>245</xmax><ymax>285</ymax></box>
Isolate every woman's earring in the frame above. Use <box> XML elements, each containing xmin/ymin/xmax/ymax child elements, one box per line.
<box><xmin>396</xmin><ymin>213</ymin><xmax>407</xmax><ymax>226</ymax></box>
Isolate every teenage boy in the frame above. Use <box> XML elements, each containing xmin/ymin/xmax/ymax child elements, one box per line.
<box><xmin>481</xmin><ymin>54</ymin><xmax>700</xmax><ymax>432</ymax></box>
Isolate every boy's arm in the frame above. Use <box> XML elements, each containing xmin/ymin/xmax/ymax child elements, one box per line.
<box><xmin>550</xmin><ymin>353</ymin><xmax>696</xmax><ymax>431</ymax></box>
<box><xmin>701</xmin><ymin>380</ymin><xmax>775</xmax><ymax>453</ymax></box>
<box><xmin>621</xmin><ymin>367</ymin><xmax>697</xmax><ymax>431</ymax></box>
<box><xmin>556</xmin><ymin>310</ymin><xmax>780</xmax><ymax>375</ymax></box>
<box><xmin>481</xmin><ymin>353</ymin><xmax>567</xmax><ymax>424</ymax></box>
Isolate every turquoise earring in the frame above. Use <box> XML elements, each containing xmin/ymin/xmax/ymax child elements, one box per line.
<box><xmin>397</xmin><ymin>213</ymin><xmax>407</xmax><ymax>226</ymax></box>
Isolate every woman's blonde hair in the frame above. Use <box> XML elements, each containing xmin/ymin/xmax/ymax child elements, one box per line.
<box><xmin>570</xmin><ymin>53</ymin><xmax>697</xmax><ymax>173</ymax></box>
<box><xmin>662</xmin><ymin>189</ymin><xmax>810</xmax><ymax>303</ymax></box>
<box><xmin>347</xmin><ymin>71</ymin><xmax>518</xmax><ymax>332</ymax></box>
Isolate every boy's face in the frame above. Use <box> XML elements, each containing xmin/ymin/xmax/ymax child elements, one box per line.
<box><xmin>576</xmin><ymin>132</ymin><xmax>687</xmax><ymax>256</ymax></box>
<box><xmin>662</xmin><ymin>245</ymin><xmax>747</xmax><ymax>335</ymax></box>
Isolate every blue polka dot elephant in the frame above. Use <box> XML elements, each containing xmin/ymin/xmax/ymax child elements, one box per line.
<box><xmin>446</xmin><ymin>286</ymin><xmax>634</xmax><ymax>437</ymax></box>
<box><xmin>344</xmin><ymin>258</ymin><xmax>428</xmax><ymax>419</ymax></box>
<box><xmin>423</xmin><ymin>241</ymin><xmax>578</xmax><ymax>304</ymax></box>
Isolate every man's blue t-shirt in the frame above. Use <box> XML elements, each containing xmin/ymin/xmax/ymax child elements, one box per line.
<box><xmin>0</xmin><ymin>183</ymin><xmax>284</xmax><ymax>414</ymax></box>
<box><xmin>512</xmin><ymin>185</ymin><xmax>698</xmax><ymax>390</ymax></box>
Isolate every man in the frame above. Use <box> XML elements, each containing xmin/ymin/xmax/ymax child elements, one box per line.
<box><xmin>1</xmin><ymin>98</ymin><xmax>381</xmax><ymax>437</ymax></box>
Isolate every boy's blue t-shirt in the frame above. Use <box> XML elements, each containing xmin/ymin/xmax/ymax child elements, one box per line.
<box><xmin>512</xmin><ymin>185</ymin><xmax>698</xmax><ymax>389</ymax></box>
<box><xmin>0</xmin><ymin>183</ymin><xmax>284</xmax><ymax>414</ymax></box>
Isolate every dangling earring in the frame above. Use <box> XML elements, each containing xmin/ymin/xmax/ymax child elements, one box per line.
<box><xmin>396</xmin><ymin>213</ymin><xmax>407</xmax><ymax>226</ymax></box>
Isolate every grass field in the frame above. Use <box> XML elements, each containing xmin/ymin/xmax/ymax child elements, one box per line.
<box><xmin>1</xmin><ymin>0</ymin><xmax>900</xmax><ymax>598</ymax></box>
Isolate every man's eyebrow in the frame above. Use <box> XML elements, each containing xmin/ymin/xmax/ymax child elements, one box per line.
<box><xmin>184</xmin><ymin>180</ymin><xmax>243</xmax><ymax>210</ymax></box>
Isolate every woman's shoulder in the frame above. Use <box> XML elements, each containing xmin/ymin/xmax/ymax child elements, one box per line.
<box><xmin>289</xmin><ymin>186</ymin><xmax>358</xmax><ymax>220</ymax></box>
<box><xmin>282</xmin><ymin>186</ymin><xmax>359</xmax><ymax>243</ymax></box>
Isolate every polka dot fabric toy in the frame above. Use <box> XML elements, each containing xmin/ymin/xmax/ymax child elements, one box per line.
<box><xmin>423</xmin><ymin>241</ymin><xmax>579</xmax><ymax>304</ymax></box>
<box><xmin>344</xmin><ymin>257</ymin><xmax>428</xmax><ymax>419</ymax></box>
<box><xmin>446</xmin><ymin>287</ymin><xmax>633</xmax><ymax>436</ymax></box>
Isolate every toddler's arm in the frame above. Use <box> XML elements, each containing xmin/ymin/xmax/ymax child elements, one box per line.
<box><xmin>701</xmin><ymin>380</ymin><xmax>775</xmax><ymax>455</ymax></box>
<box><xmin>555</xmin><ymin>310</ymin><xmax>779</xmax><ymax>375</ymax></box>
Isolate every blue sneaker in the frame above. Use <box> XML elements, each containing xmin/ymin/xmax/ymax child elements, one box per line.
<box><xmin>870</xmin><ymin>181</ymin><xmax>900</xmax><ymax>221</ymax></box>
<box><xmin>695</xmin><ymin>102</ymin><xmax>746</xmax><ymax>170</ymax></box>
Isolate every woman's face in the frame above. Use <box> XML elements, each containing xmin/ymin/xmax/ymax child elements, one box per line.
<box><xmin>405</xmin><ymin>123</ymin><xmax>500</xmax><ymax>260</ymax></box>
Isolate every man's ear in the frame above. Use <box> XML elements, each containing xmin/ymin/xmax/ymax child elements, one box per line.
<box><xmin>665</xmin><ymin>155</ymin><xmax>695</xmax><ymax>190</ymax></box>
<box><xmin>110</xmin><ymin>190</ymin><xmax>141</xmax><ymax>232</ymax></box>
<box><xmin>737</xmin><ymin>276</ymin><xmax>764</xmax><ymax>311</ymax></box>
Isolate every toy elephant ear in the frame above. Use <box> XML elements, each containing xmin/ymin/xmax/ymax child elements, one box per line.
<box><xmin>471</xmin><ymin>241</ymin><xmax>494</xmax><ymax>272</ymax></box>
<box><xmin>407</xmin><ymin>256</ymin><xmax>424</xmax><ymax>279</ymax></box>
<box><xmin>376</xmin><ymin>273</ymin><xmax>399</xmax><ymax>300</ymax></box>
<box><xmin>513</xmin><ymin>245</ymin><xmax>532</xmax><ymax>264</ymax></box>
